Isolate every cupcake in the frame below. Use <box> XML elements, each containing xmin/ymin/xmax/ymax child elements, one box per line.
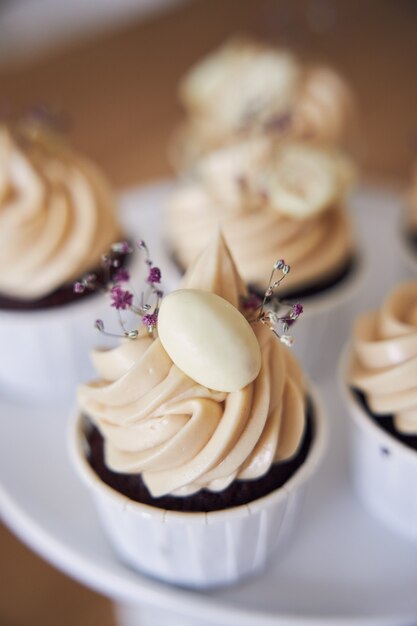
<box><xmin>171</xmin><ymin>37</ymin><xmax>353</xmax><ymax>171</ymax></box>
<box><xmin>342</xmin><ymin>280</ymin><xmax>417</xmax><ymax>542</ymax></box>
<box><xmin>167</xmin><ymin>139</ymin><xmax>361</xmax><ymax>375</ymax></box>
<box><xmin>70</xmin><ymin>232</ymin><xmax>326</xmax><ymax>588</ymax></box>
<box><xmin>0</xmin><ymin>121</ymin><xmax>125</xmax><ymax>400</ymax></box>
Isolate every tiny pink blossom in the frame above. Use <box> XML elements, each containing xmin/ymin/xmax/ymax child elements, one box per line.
<box><xmin>110</xmin><ymin>286</ymin><xmax>133</xmax><ymax>310</ymax></box>
<box><xmin>142</xmin><ymin>312</ymin><xmax>158</xmax><ymax>327</ymax></box>
<box><xmin>95</xmin><ymin>319</ymin><xmax>104</xmax><ymax>331</ymax></box>
<box><xmin>292</xmin><ymin>303</ymin><xmax>303</xmax><ymax>318</ymax></box>
<box><xmin>147</xmin><ymin>267</ymin><xmax>161</xmax><ymax>284</ymax></box>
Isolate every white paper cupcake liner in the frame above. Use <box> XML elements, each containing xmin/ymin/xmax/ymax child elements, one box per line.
<box><xmin>0</xmin><ymin>293</ymin><xmax>110</xmax><ymax>402</ymax></box>
<box><xmin>340</xmin><ymin>346</ymin><xmax>417</xmax><ymax>544</ymax></box>
<box><xmin>69</xmin><ymin>386</ymin><xmax>326</xmax><ymax>589</ymax></box>
<box><xmin>291</xmin><ymin>257</ymin><xmax>365</xmax><ymax>380</ymax></box>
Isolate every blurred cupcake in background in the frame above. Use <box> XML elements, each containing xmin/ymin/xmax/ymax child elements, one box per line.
<box><xmin>167</xmin><ymin>139</ymin><xmax>361</xmax><ymax>376</ymax></box>
<box><xmin>0</xmin><ymin>118</ymin><xmax>127</xmax><ymax>401</ymax></box>
<box><xmin>341</xmin><ymin>280</ymin><xmax>417</xmax><ymax>542</ymax></box>
<box><xmin>171</xmin><ymin>37</ymin><xmax>353</xmax><ymax>171</ymax></box>
<box><xmin>167</xmin><ymin>138</ymin><xmax>355</xmax><ymax>299</ymax></box>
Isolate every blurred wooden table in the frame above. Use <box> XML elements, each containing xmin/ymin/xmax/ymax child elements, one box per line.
<box><xmin>1</xmin><ymin>1</ymin><xmax>417</xmax><ymax>624</ymax></box>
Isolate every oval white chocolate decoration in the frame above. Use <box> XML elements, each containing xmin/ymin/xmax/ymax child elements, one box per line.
<box><xmin>157</xmin><ymin>289</ymin><xmax>261</xmax><ymax>392</ymax></box>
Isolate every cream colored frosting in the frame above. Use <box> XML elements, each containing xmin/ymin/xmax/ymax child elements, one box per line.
<box><xmin>173</xmin><ymin>38</ymin><xmax>352</xmax><ymax>169</ymax></box>
<box><xmin>78</xmin><ymin>232</ymin><xmax>306</xmax><ymax>498</ymax></box>
<box><xmin>167</xmin><ymin>140</ymin><xmax>354</xmax><ymax>292</ymax></box>
<box><xmin>0</xmin><ymin>125</ymin><xmax>122</xmax><ymax>299</ymax></box>
<box><xmin>293</xmin><ymin>66</ymin><xmax>353</xmax><ymax>144</ymax></box>
<box><xmin>349</xmin><ymin>281</ymin><xmax>417</xmax><ymax>435</ymax></box>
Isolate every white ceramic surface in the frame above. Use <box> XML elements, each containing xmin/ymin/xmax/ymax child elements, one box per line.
<box><xmin>1</xmin><ymin>182</ymin><xmax>417</xmax><ymax>626</ymax></box>
<box><xmin>69</xmin><ymin>385</ymin><xmax>326</xmax><ymax>589</ymax></box>
<box><xmin>0</xmin><ymin>292</ymin><xmax>108</xmax><ymax>402</ymax></box>
<box><xmin>340</xmin><ymin>348</ymin><xmax>417</xmax><ymax>544</ymax></box>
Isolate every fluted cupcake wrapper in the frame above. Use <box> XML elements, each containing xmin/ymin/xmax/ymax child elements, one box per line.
<box><xmin>0</xmin><ymin>293</ymin><xmax>110</xmax><ymax>402</ymax></box>
<box><xmin>340</xmin><ymin>346</ymin><xmax>417</xmax><ymax>544</ymax></box>
<box><xmin>68</xmin><ymin>386</ymin><xmax>326</xmax><ymax>589</ymax></box>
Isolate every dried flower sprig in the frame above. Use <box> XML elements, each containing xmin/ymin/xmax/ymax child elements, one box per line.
<box><xmin>74</xmin><ymin>240</ymin><xmax>163</xmax><ymax>339</ymax></box>
<box><xmin>242</xmin><ymin>259</ymin><xmax>303</xmax><ymax>346</ymax></box>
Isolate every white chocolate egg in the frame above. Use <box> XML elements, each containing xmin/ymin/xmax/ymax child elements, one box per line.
<box><xmin>157</xmin><ymin>289</ymin><xmax>261</xmax><ymax>392</ymax></box>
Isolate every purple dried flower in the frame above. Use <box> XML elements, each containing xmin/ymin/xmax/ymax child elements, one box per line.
<box><xmin>142</xmin><ymin>312</ymin><xmax>158</xmax><ymax>328</ymax></box>
<box><xmin>236</xmin><ymin>175</ymin><xmax>248</xmax><ymax>190</ymax></box>
<box><xmin>147</xmin><ymin>266</ymin><xmax>161</xmax><ymax>284</ymax></box>
<box><xmin>110</xmin><ymin>286</ymin><xmax>133</xmax><ymax>310</ymax></box>
<box><xmin>114</xmin><ymin>268</ymin><xmax>130</xmax><ymax>284</ymax></box>
<box><xmin>264</xmin><ymin>112</ymin><xmax>292</xmax><ymax>134</ymax></box>
<box><xmin>73</xmin><ymin>281</ymin><xmax>84</xmax><ymax>294</ymax></box>
<box><xmin>95</xmin><ymin>319</ymin><xmax>104</xmax><ymax>331</ymax></box>
<box><xmin>291</xmin><ymin>303</ymin><xmax>303</xmax><ymax>318</ymax></box>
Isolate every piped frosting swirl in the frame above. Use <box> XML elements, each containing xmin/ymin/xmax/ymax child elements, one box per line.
<box><xmin>349</xmin><ymin>281</ymin><xmax>417</xmax><ymax>435</ymax></box>
<box><xmin>78</xmin><ymin>232</ymin><xmax>306</xmax><ymax>497</ymax></box>
<box><xmin>167</xmin><ymin>139</ymin><xmax>354</xmax><ymax>292</ymax></box>
<box><xmin>0</xmin><ymin>124</ymin><xmax>122</xmax><ymax>300</ymax></box>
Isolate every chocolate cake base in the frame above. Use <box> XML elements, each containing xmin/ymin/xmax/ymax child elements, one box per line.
<box><xmin>171</xmin><ymin>250</ymin><xmax>356</xmax><ymax>303</ymax></box>
<box><xmin>352</xmin><ymin>389</ymin><xmax>417</xmax><ymax>452</ymax></box>
<box><xmin>0</xmin><ymin>248</ymin><xmax>131</xmax><ymax>311</ymax></box>
<box><xmin>86</xmin><ymin>399</ymin><xmax>314</xmax><ymax>513</ymax></box>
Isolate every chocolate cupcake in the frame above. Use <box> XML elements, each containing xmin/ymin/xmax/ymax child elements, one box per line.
<box><xmin>341</xmin><ymin>281</ymin><xmax>417</xmax><ymax>542</ymax></box>
<box><xmin>171</xmin><ymin>37</ymin><xmax>353</xmax><ymax>171</ymax></box>
<box><xmin>0</xmin><ymin>121</ymin><xmax>125</xmax><ymax>400</ymax></box>
<box><xmin>70</xmin><ymin>232</ymin><xmax>326</xmax><ymax>587</ymax></box>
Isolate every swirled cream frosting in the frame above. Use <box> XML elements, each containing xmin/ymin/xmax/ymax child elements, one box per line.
<box><xmin>78</xmin><ymin>232</ymin><xmax>306</xmax><ymax>498</ymax></box>
<box><xmin>0</xmin><ymin>124</ymin><xmax>122</xmax><ymax>300</ymax></box>
<box><xmin>167</xmin><ymin>139</ymin><xmax>355</xmax><ymax>292</ymax></box>
<box><xmin>349</xmin><ymin>281</ymin><xmax>417</xmax><ymax>435</ymax></box>
<box><xmin>173</xmin><ymin>37</ymin><xmax>353</xmax><ymax>169</ymax></box>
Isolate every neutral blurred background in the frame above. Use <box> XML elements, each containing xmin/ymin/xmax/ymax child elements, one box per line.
<box><xmin>0</xmin><ymin>1</ymin><xmax>417</xmax><ymax>624</ymax></box>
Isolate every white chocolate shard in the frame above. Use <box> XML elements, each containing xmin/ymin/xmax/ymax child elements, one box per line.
<box><xmin>265</xmin><ymin>144</ymin><xmax>354</xmax><ymax>219</ymax></box>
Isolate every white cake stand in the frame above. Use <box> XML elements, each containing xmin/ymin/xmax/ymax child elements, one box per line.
<box><xmin>1</xmin><ymin>182</ymin><xmax>417</xmax><ymax>626</ymax></box>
